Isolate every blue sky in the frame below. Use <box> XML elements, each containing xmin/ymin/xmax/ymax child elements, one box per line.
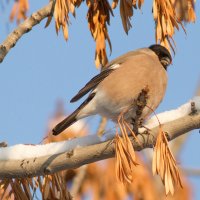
<box><xmin>0</xmin><ymin>0</ymin><xmax>199</xmax><ymax>199</ymax></box>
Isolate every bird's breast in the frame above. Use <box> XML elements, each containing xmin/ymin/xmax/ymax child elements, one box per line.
<box><xmin>95</xmin><ymin>55</ymin><xmax>168</xmax><ymax>122</ymax></box>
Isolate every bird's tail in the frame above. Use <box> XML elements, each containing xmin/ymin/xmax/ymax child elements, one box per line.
<box><xmin>52</xmin><ymin>93</ymin><xmax>95</xmax><ymax>136</ymax></box>
<box><xmin>52</xmin><ymin>109</ymin><xmax>79</xmax><ymax>135</ymax></box>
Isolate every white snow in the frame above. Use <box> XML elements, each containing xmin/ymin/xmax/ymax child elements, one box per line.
<box><xmin>139</xmin><ymin>96</ymin><xmax>200</xmax><ymax>131</ymax></box>
<box><xmin>0</xmin><ymin>135</ymin><xmax>106</xmax><ymax>160</ymax></box>
<box><xmin>0</xmin><ymin>96</ymin><xmax>199</xmax><ymax>161</ymax></box>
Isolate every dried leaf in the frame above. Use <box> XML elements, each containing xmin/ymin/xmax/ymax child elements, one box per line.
<box><xmin>153</xmin><ymin>0</ymin><xmax>186</xmax><ymax>52</ymax></box>
<box><xmin>9</xmin><ymin>0</ymin><xmax>29</xmax><ymax>24</ymax></box>
<box><xmin>115</xmin><ymin>111</ymin><xmax>139</xmax><ymax>184</ymax></box>
<box><xmin>174</xmin><ymin>0</ymin><xmax>196</xmax><ymax>22</ymax></box>
<box><xmin>43</xmin><ymin>176</ymin><xmax>51</xmax><ymax>199</ymax></box>
<box><xmin>87</xmin><ymin>0</ymin><xmax>113</xmax><ymax>67</ymax></box>
<box><xmin>152</xmin><ymin>127</ymin><xmax>183</xmax><ymax>195</ymax></box>
<box><xmin>187</xmin><ymin>0</ymin><xmax>196</xmax><ymax>22</ymax></box>
<box><xmin>112</xmin><ymin>0</ymin><xmax>119</xmax><ymax>9</ymax></box>
<box><xmin>138</xmin><ymin>0</ymin><xmax>144</xmax><ymax>9</ymax></box>
<box><xmin>0</xmin><ymin>180</ymin><xmax>10</xmax><ymax>199</ymax></box>
<box><xmin>120</xmin><ymin>0</ymin><xmax>133</xmax><ymax>34</ymax></box>
<box><xmin>21</xmin><ymin>179</ymin><xmax>32</xmax><ymax>199</ymax></box>
<box><xmin>53</xmin><ymin>0</ymin><xmax>83</xmax><ymax>40</ymax></box>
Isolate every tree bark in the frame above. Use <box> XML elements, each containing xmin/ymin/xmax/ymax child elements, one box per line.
<box><xmin>0</xmin><ymin>1</ymin><xmax>54</xmax><ymax>63</ymax></box>
<box><xmin>0</xmin><ymin>112</ymin><xmax>199</xmax><ymax>179</ymax></box>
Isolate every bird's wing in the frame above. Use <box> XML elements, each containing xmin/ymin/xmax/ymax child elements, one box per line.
<box><xmin>70</xmin><ymin>48</ymin><xmax>149</xmax><ymax>103</ymax></box>
<box><xmin>70</xmin><ymin>67</ymin><xmax>116</xmax><ymax>102</ymax></box>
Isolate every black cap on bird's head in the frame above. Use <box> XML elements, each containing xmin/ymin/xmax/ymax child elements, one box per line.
<box><xmin>149</xmin><ymin>44</ymin><xmax>172</xmax><ymax>70</ymax></box>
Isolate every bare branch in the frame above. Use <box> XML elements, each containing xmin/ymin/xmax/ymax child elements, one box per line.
<box><xmin>183</xmin><ymin>168</ymin><xmax>200</xmax><ymax>176</ymax></box>
<box><xmin>97</xmin><ymin>117</ymin><xmax>107</xmax><ymax>136</ymax></box>
<box><xmin>0</xmin><ymin>1</ymin><xmax>54</xmax><ymax>63</ymax></box>
<box><xmin>171</xmin><ymin>82</ymin><xmax>200</xmax><ymax>156</ymax></box>
<box><xmin>70</xmin><ymin>165</ymin><xmax>87</xmax><ymax>197</ymax></box>
<box><xmin>0</xmin><ymin>110</ymin><xmax>199</xmax><ymax>179</ymax></box>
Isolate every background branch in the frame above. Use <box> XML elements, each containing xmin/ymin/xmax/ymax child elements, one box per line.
<box><xmin>70</xmin><ymin>165</ymin><xmax>87</xmax><ymax>197</ymax></box>
<box><xmin>183</xmin><ymin>168</ymin><xmax>200</xmax><ymax>176</ymax></box>
<box><xmin>0</xmin><ymin>111</ymin><xmax>199</xmax><ymax>179</ymax></box>
<box><xmin>0</xmin><ymin>1</ymin><xmax>54</xmax><ymax>63</ymax></box>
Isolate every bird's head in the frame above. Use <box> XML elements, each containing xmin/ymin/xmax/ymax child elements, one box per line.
<box><xmin>149</xmin><ymin>44</ymin><xmax>172</xmax><ymax>70</ymax></box>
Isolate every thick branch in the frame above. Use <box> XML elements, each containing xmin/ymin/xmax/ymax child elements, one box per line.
<box><xmin>0</xmin><ymin>112</ymin><xmax>199</xmax><ymax>179</ymax></box>
<box><xmin>0</xmin><ymin>1</ymin><xmax>54</xmax><ymax>63</ymax></box>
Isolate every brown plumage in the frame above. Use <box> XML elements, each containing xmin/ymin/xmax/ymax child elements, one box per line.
<box><xmin>53</xmin><ymin>44</ymin><xmax>172</xmax><ymax>135</ymax></box>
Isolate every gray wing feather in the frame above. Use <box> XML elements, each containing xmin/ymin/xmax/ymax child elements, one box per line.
<box><xmin>70</xmin><ymin>49</ymin><xmax>146</xmax><ymax>103</ymax></box>
<box><xmin>70</xmin><ymin>68</ymin><xmax>115</xmax><ymax>102</ymax></box>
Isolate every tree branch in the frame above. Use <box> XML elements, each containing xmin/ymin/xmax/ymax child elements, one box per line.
<box><xmin>170</xmin><ymin>82</ymin><xmax>200</xmax><ymax>157</ymax></box>
<box><xmin>70</xmin><ymin>165</ymin><xmax>87</xmax><ymax>197</ymax></box>
<box><xmin>183</xmin><ymin>168</ymin><xmax>200</xmax><ymax>176</ymax></box>
<box><xmin>0</xmin><ymin>1</ymin><xmax>54</xmax><ymax>63</ymax></box>
<box><xmin>0</xmin><ymin>110</ymin><xmax>199</xmax><ymax>179</ymax></box>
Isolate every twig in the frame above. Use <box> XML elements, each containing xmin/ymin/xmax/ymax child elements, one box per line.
<box><xmin>171</xmin><ymin>83</ymin><xmax>200</xmax><ymax>157</ymax></box>
<box><xmin>182</xmin><ymin>168</ymin><xmax>200</xmax><ymax>176</ymax></box>
<box><xmin>70</xmin><ymin>165</ymin><xmax>87</xmax><ymax>197</ymax></box>
<box><xmin>0</xmin><ymin>1</ymin><xmax>54</xmax><ymax>63</ymax></box>
<box><xmin>97</xmin><ymin>117</ymin><xmax>107</xmax><ymax>136</ymax></box>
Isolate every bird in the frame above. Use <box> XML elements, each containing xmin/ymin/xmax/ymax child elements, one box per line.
<box><xmin>52</xmin><ymin>44</ymin><xmax>172</xmax><ymax>136</ymax></box>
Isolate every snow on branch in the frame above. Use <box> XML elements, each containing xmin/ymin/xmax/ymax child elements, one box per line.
<box><xmin>0</xmin><ymin>1</ymin><xmax>54</xmax><ymax>63</ymax></box>
<box><xmin>140</xmin><ymin>96</ymin><xmax>200</xmax><ymax>130</ymax></box>
<box><xmin>0</xmin><ymin>97</ymin><xmax>199</xmax><ymax>178</ymax></box>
